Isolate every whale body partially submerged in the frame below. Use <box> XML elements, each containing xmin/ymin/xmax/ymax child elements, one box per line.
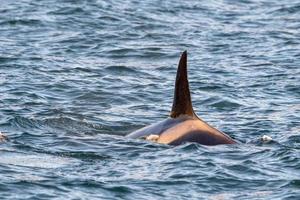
<box><xmin>126</xmin><ymin>51</ymin><xmax>236</xmax><ymax>146</ymax></box>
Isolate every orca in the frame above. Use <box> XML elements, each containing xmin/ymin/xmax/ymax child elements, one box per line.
<box><xmin>126</xmin><ymin>51</ymin><xmax>236</xmax><ymax>145</ymax></box>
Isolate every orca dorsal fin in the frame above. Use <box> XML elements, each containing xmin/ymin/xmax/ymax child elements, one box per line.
<box><xmin>170</xmin><ymin>51</ymin><xmax>195</xmax><ymax>118</ymax></box>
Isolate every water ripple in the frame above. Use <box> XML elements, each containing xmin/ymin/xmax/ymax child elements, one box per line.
<box><xmin>1</xmin><ymin>0</ymin><xmax>300</xmax><ymax>199</ymax></box>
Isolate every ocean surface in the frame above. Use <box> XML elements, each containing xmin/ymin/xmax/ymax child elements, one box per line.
<box><xmin>0</xmin><ymin>0</ymin><xmax>300</xmax><ymax>199</ymax></box>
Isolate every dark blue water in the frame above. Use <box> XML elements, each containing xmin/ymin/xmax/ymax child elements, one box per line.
<box><xmin>1</xmin><ymin>0</ymin><xmax>300</xmax><ymax>199</ymax></box>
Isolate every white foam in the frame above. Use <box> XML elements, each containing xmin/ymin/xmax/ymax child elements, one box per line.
<box><xmin>261</xmin><ymin>135</ymin><xmax>273</xmax><ymax>142</ymax></box>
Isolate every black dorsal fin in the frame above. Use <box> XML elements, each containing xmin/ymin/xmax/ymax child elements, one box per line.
<box><xmin>170</xmin><ymin>51</ymin><xmax>195</xmax><ymax>118</ymax></box>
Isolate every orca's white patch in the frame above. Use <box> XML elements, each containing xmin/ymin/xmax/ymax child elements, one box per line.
<box><xmin>146</xmin><ymin>134</ymin><xmax>160</xmax><ymax>142</ymax></box>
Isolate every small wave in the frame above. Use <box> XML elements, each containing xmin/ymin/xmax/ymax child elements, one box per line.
<box><xmin>195</xmin><ymin>84</ymin><xmax>223</xmax><ymax>92</ymax></box>
<box><xmin>9</xmin><ymin>116</ymin><xmax>44</xmax><ymax>130</ymax></box>
<box><xmin>104</xmin><ymin>48</ymin><xmax>169</xmax><ymax>59</ymax></box>
<box><xmin>9</xmin><ymin>116</ymin><xmax>106</xmax><ymax>136</ymax></box>
<box><xmin>269</xmin><ymin>4</ymin><xmax>300</xmax><ymax>14</ymax></box>
<box><xmin>98</xmin><ymin>16</ymin><xmax>121</xmax><ymax>22</ymax></box>
<box><xmin>56</xmin><ymin>151</ymin><xmax>111</xmax><ymax>161</ymax></box>
<box><xmin>285</xmin><ymin>85</ymin><xmax>300</xmax><ymax>97</ymax></box>
<box><xmin>101</xmin><ymin>185</ymin><xmax>133</xmax><ymax>194</ymax></box>
<box><xmin>48</xmin><ymin>7</ymin><xmax>86</xmax><ymax>15</ymax></box>
<box><xmin>202</xmin><ymin>98</ymin><xmax>242</xmax><ymax>110</ymax></box>
<box><xmin>0</xmin><ymin>19</ymin><xmax>43</xmax><ymax>26</ymax></box>
<box><xmin>0</xmin><ymin>152</ymin><xmax>73</xmax><ymax>169</ymax></box>
<box><xmin>289</xmin><ymin>179</ymin><xmax>300</xmax><ymax>188</ymax></box>
<box><xmin>0</xmin><ymin>56</ymin><xmax>18</xmax><ymax>63</ymax></box>
<box><xmin>105</xmin><ymin>65</ymin><xmax>137</xmax><ymax>74</ymax></box>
